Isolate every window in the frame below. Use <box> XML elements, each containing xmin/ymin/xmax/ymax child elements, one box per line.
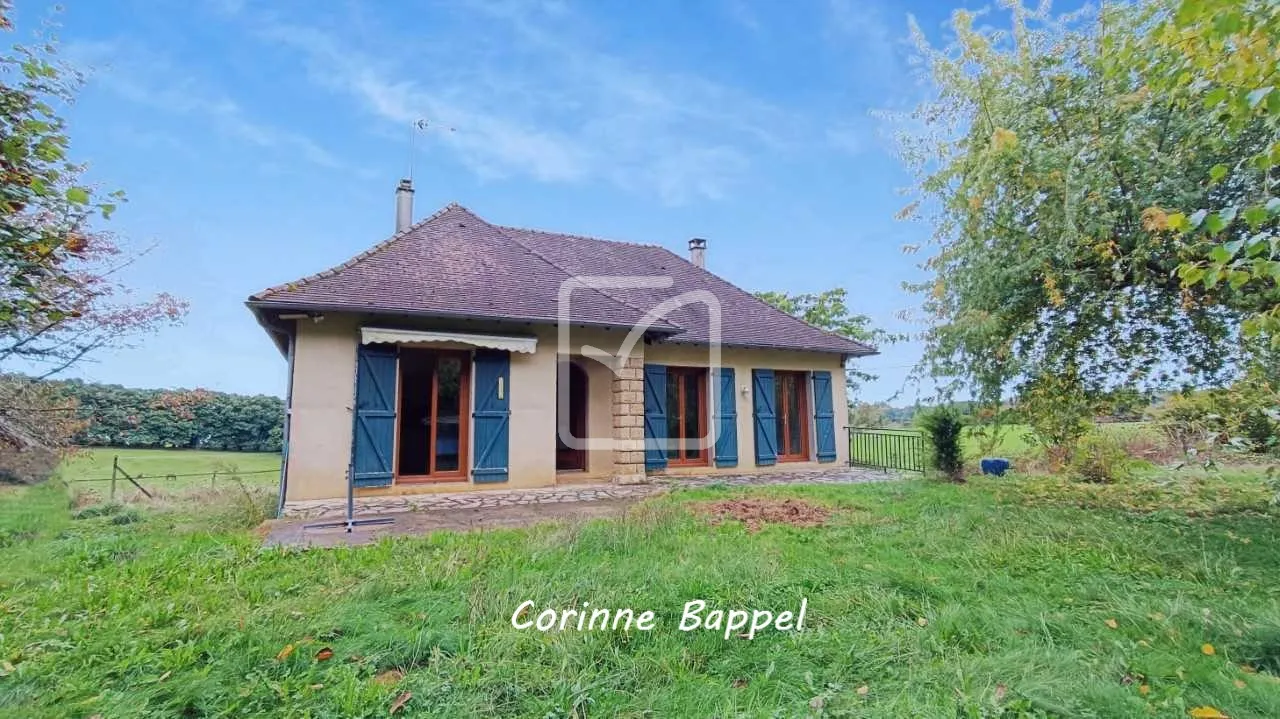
<box><xmin>664</xmin><ymin>366</ymin><xmax>708</xmax><ymax>466</ymax></box>
<box><xmin>397</xmin><ymin>349</ymin><xmax>470</xmax><ymax>481</ymax></box>
<box><xmin>774</xmin><ymin>371</ymin><xmax>809</xmax><ymax>461</ymax></box>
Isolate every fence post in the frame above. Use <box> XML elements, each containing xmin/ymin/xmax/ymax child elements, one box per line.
<box><xmin>110</xmin><ymin>456</ymin><xmax>118</xmax><ymax>501</ymax></box>
<box><xmin>211</xmin><ymin>470</ymin><xmax>217</xmax><ymax>489</ymax></box>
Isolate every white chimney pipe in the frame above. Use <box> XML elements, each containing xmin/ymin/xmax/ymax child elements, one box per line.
<box><xmin>688</xmin><ymin>237</ymin><xmax>707</xmax><ymax>269</ymax></box>
<box><xmin>395</xmin><ymin>178</ymin><xmax>414</xmax><ymax>233</ymax></box>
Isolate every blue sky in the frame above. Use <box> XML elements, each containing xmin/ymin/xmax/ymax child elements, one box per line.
<box><xmin>13</xmin><ymin>0</ymin><xmax>965</xmax><ymax>403</ymax></box>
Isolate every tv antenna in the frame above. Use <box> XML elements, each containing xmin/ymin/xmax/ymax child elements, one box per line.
<box><xmin>408</xmin><ymin>118</ymin><xmax>456</xmax><ymax>181</ymax></box>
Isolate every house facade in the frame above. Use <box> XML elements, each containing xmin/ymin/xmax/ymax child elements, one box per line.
<box><xmin>248</xmin><ymin>185</ymin><xmax>874</xmax><ymax>505</ymax></box>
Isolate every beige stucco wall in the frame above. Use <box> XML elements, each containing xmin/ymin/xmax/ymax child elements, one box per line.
<box><xmin>281</xmin><ymin>316</ymin><xmax>851</xmax><ymax>502</ymax></box>
<box><xmin>284</xmin><ymin>314</ymin><xmax>359</xmax><ymax>501</ymax></box>
<box><xmin>505</xmin><ymin>331</ymin><xmax>558</xmax><ymax>489</ymax></box>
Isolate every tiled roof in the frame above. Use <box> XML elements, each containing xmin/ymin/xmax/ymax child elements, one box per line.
<box><xmin>250</xmin><ymin>203</ymin><xmax>875</xmax><ymax>356</ymax></box>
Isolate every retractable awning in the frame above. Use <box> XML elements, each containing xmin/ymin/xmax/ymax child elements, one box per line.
<box><xmin>360</xmin><ymin>327</ymin><xmax>538</xmax><ymax>354</ymax></box>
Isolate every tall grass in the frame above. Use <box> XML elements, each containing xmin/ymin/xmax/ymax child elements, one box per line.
<box><xmin>1</xmin><ymin>474</ymin><xmax>1278</xmax><ymax>717</ymax></box>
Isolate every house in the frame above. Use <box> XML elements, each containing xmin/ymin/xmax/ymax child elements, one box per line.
<box><xmin>248</xmin><ymin>180</ymin><xmax>875</xmax><ymax>505</ymax></box>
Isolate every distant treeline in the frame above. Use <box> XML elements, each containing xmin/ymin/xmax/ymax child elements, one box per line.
<box><xmin>47</xmin><ymin>378</ymin><xmax>284</xmax><ymax>452</ymax></box>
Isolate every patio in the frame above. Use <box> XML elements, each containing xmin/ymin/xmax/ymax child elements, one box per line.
<box><xmin>265</xmin><ymin>467</ymin><xmax>897</xmax><ymax>547</ymax></box>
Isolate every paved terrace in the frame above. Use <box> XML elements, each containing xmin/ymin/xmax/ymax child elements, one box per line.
<box><xmin>280</xmin><ymin>467</ymin><xmax>897</xmax><ymax>521</ymax></box>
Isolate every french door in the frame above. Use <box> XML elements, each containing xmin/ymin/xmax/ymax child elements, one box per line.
<box><xmin>774</xmin><ymin>371</ymin><xmax>810</xmax><ymax>461</ymax></box>
<box><xmin>665</xmin><ymin>366</ymin><xmax>708</xmax><ymax>466</ymax></box>
<box><xmin>396</xmin><ymin>349</ymin><xmax>470</xmax><ymax>481</ymax></box>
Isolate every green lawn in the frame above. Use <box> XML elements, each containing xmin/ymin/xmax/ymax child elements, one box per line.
<box><xmin>58</xmin><ymin>447</ymin><xmax>281</xmax><ymax>498</ymax></box>
<box><xmin>2</xmin><ymin>471</ymin><xmax>1279</xmax><ymax>717</ymax></box>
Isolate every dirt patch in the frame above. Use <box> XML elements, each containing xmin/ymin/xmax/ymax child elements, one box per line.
<box><xmin>695</xmin><ymin>498</ymin><xmax>831</xmax><ymax>532</ymax></box>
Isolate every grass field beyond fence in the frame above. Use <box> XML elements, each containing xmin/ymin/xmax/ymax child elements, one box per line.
<box><xmin>2</xmin><ymin>469</ymin><xmax>1278</xmax><ymax>717</ymax></box>
<box><xmin>849</xmin><ymin>422</ymin><xmax>1164</xmax><ymax>470</ymax></box>
<box><xmin>58</xmin><ymin>447</ymin><xmax>282</xmax><ymax>499</ymax></box>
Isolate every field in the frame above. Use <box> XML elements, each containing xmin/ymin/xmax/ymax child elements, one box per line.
<box><xmin>2</xmin><ymin>469</ymin><xmax>1279</xmax><ymax>717</ymax></box>
<box><xmin>959</xmin><ymin>422</ymin><xmax>1161</xmax><ymax>458</ymax></box>
<box><xmin>58</xmin><ymin>447</ymin><xmax>282</xmax><ymax>498</ymax></box>
<box><xmin>849</xmin><ymin>422</ymin><xmax>1164</xmax><ymax>469</ymax></box>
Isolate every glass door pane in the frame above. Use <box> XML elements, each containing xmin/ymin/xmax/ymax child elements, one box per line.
<box><xmin>434</xmin><ymin>356</ymin><xmax>462</xmax><ymax>472</ymax></box>
<box><xmin>683</xmin><ymin>371</ymin><xmax>701</xmax><ymax>459</ymax></box>
<box><xmin>665</xmin><ymin>373</ymin><xmax>681</xmax><ymax>452</ymax></box>
<box><xmin>774</xmin><ymin>375</ymin><xmax>789</xmax><ymax>455</ymax></box>
<box><xmin>774</xmin><ymin>373</ymin><xmax>806</xmax><ymax>458</ymax></box>
<box><xmin>397</xmin><ymin>353</ymin><xmax>432</xmax><ymax>476</ymax></box>
<box><xmin>786</xmin><ymin>374</ymin><xmax>803</xmax><ymax>457</ymax></box>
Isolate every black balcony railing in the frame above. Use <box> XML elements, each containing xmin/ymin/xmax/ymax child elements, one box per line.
<box><xmin>847</xmin><ymin>427</ymin><xmax>926</xmax><ymax>473</ymax></box>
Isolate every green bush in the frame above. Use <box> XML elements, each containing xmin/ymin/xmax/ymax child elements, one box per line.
<box><xmin>1152</xmin><ymin>391</ymin><xmax>1229</xmax><ymax>456</ymax></box>
<box><xmin>1017</xmin><ymin>368</ymin><xmax>1095</xmax><ymax>455</ymax></box>
<box><xmin>1067</xmin><ymin>432</ymin><xmax>1134</xmax><ymax>483</ymax></box>
<box><xmin>918</xmin><ymin>407</ymin><xmax>966</xmax><ymax>482</ymax></box>
<box><xmin>1154</xmin><ymin>387</ymin><xmax>1279</xmax><ymax>457</ymax></box>
<box><xmin>108</xmin><ymin>507</ymin><xmax>143</xmax><ymax>525</ymax></box>
<box><xmin>1240</xmin><ymin>409</ymin><xmax>1278</xmax><ymax>454</ymax></box>
<box><xmin>72</xmin><ymin>503</ymin><xmax>124</xmax><ymax>520</ymax></box>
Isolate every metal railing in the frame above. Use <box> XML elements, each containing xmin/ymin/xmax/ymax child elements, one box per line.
<box><xmin>848</xmin><ymin>427</ymin><xmax>926</xmax><ymax>473</ymax></box>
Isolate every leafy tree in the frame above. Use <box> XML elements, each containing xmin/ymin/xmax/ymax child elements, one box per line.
<box><xmin>896</xmin><ymin>1</ymin><xmax>1273</xmax><ymax>411</ymax></box>
<box><xmin>0</xmin><ymin>2</ymin><xmax>184</xmax><ymax>380</ymax></box>
<box><xmin>755</xmin><ymin>287</ymin><xmax>890</xmax><ymax>394</ymax></box>
<box><xmin>39</xmin><ymin>376</ymin><xmax>285</xmax><ymax>452</ymax></box>
<box><xmin>849</xmin><ymin>401</ymin><xmax>889</xmax><ymax>428</ymax></box>
<box><xmin>1146</xmin><ymin>0</ymin><xmax>1280</xmax><ymax>343</ymax></box>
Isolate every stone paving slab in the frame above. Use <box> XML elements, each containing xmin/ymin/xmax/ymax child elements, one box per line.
<box><xmin>263</xmin><ymin>498</ymin><xmax>642</xmax><ymax>548</ymax></box>
<box><xmin>279</xmin><ymin>467</ymin><xmax>897</xmax><ymax>521</ymax></box>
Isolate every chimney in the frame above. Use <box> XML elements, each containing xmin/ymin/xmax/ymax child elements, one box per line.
<box><xmin>395</xmin><ymin>178</ymin><xmax>414</xmax><ymax>233</ymax></box>
<box><xmin>688</xmin><ymin>237</ymin><xmax>707</xmax><ymax>268</ymax></box>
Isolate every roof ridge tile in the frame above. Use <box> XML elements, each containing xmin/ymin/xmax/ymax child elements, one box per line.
<box><xmin>496</xmin><ymin>224</ymin><xmax>687</xmax><ymax>332</ymax></box>
<box><xmin>491</xmin><ymin>222</ymin><xmax>662</xmax><ymax>250</ymax></box>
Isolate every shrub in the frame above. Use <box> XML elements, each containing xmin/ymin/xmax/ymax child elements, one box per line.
<box><xmin>72</xmin><ymin>503</ymin><xmax>124</xmax><ymax>520</ymax></box>
<box><xmin>1240</xmin><ymin>409</ymin><xmax>1278</xmax><ymax>454</ymax></box>
<box><xmin>1152</xmin><ymin>390</ymin><xmax>1229</xmax><ymax>456</ymax></box>
<box><xmin>1067</xmin><ymin>432</ymin><xmax>1133</xmax><ymax>483</ymax></box>
<box><xmin>1154</xmin><ymin>387</ymin><xmax>1280</xmax><ymax>458</ymax></box>
<box><xmin>1016</xmin><ymin>368</ymin><xmax>1096</xmax><ymax>458</ymax></box>
<box><xmin>917</xmin><ymin>407</ymin><xmax>965</xmax><ymax>482</ymax></box>
<box><xmin>109</xmin><ymin>507</ymin><xmax>144</xmax><ymax>525</ymax></box>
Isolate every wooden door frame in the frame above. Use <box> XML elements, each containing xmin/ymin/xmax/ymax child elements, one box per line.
<box><xmin>666</xmin><ymin>366</ymin><xmax>709</xmax><ymax>467</ymax></box>
<box><xmin>395</xmin><ymin>348</ymin><xmax>471</xmax><ymax>483</ymax></box>
<box><xmin>775</xmin><ymin>370</ymin><xmax>810</xmax><ymax>462</ymax></box>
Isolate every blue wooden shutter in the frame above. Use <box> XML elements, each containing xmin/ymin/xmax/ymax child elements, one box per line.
<box><xmin>643</xmin><ymin>364</ymin><xmax>667</xmax><ymax>471</ymax></box>
<box><xmin>752</xmin><ymin>369</ymin><xmax>777</xmax><ymax>466</ymax></box>
<box><xmin>351</xmin><ymin>343</ymin><xmax>397</xmax><ymax>487</ymax></box>
<box><xmin>812</xmin><ymin>371</ymin><xmax>837</xmax><ymax>463</ymax></box>
<box><xmin>472</xmin><ymin>350</ymin><xmax>511</xmax><ymax>483</ymax></box>
<box><xmin>713</xmin><ymin>367</ymin><xmax>737</xmax><ymax>467</ymax></box>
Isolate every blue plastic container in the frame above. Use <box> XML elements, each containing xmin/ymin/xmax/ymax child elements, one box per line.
<box><xmin>980</xmin><ymin>457</ymin><xmax>1011</xmax><ymax>477</ymax></box>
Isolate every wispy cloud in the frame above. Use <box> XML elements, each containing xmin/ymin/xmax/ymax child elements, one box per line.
<box><xmin>722</xmin><ymin>0</ymin><xmax>764</xmax><ymax>35</ymax></box>
<box><xmin>64</xmin><ymin>39</ymin><xmax>360</xmax><ymax>175</ymax></box>
<box><xmin>221</xmin><ymin>0</ymin><xmax>811</xmax><ymax>204</ymax></box>
<box><xmin>825</xmin><ymin>123</ymin><xmax>867</xmax><ymax>156</ymax></box>
<box><xmin>823</xmin><ymin>0</ymin><xmax>904</xmax><ymax>87</ymax></box>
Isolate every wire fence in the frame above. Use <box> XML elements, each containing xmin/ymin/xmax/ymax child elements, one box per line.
<box><xmin>65</xmin><ymin>456</ymin><xmax>280</xmax><ymax>500</ymax></box>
